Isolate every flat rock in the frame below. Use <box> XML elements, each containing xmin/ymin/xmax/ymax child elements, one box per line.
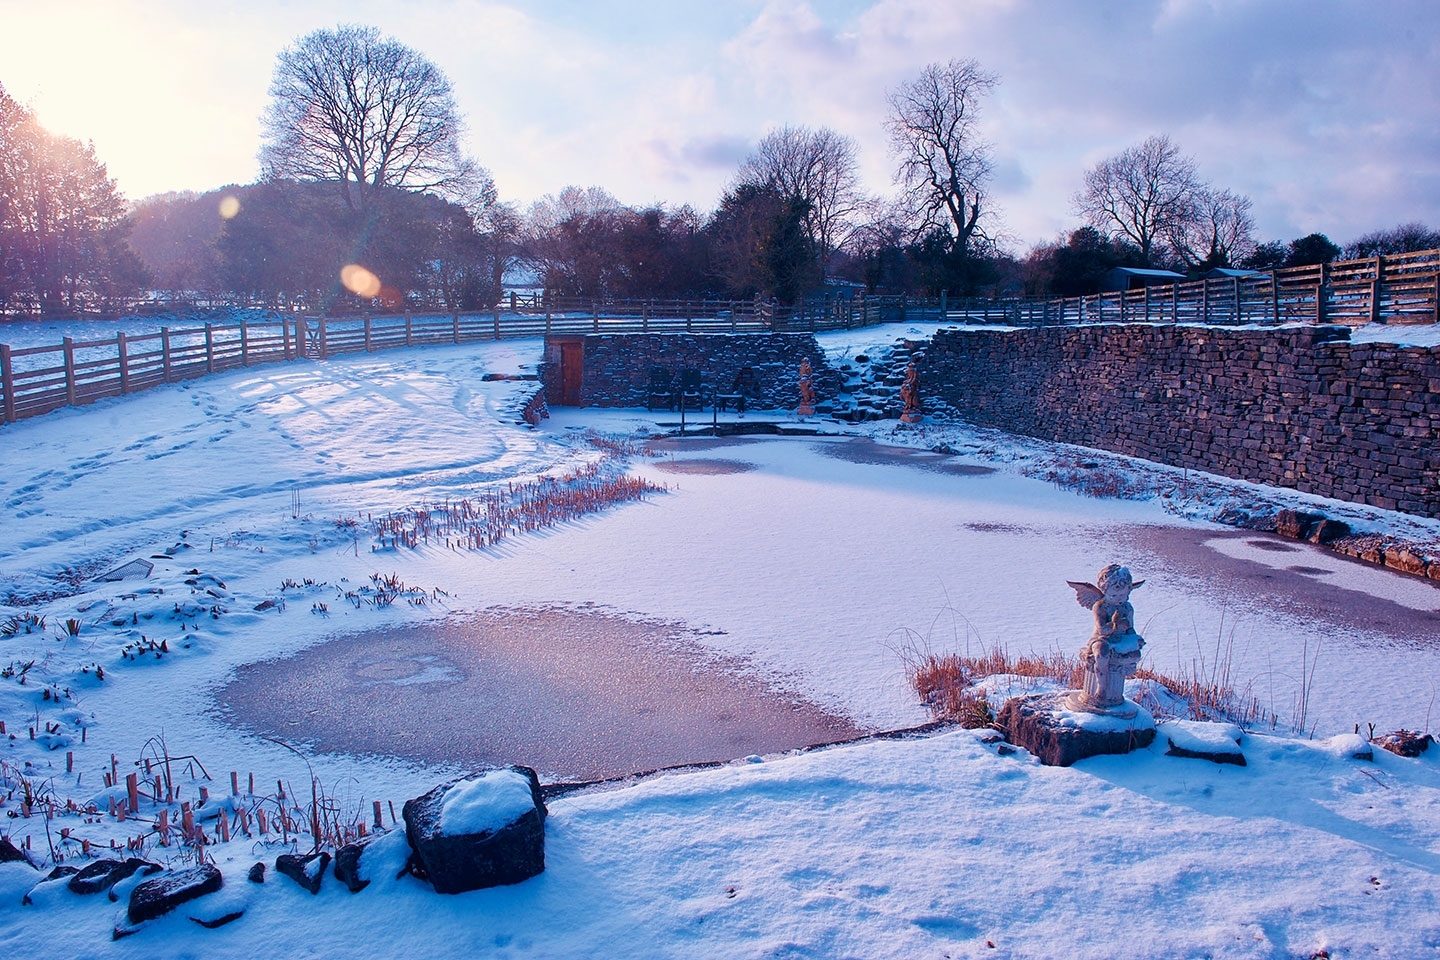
<box><xmin>1322</xmin><ymin>732</ymin><xmax>1374</xmax><ymax>761</ymax></box>
<box><xmin>403</xmin><ymin>766</ymin><xmax>547</xmax><ymax>894</ymax></box>
<box><xmin>276</xmin><ymin>851</ymin><xmax>330</xmax><ymax>895</ymax></box>
<box><xmin>995</xmin><ymin>692</ymin><xmax>1156</xmax><ymax>767</ymax></box>
<box><xmin>1160</xmin><ymin>720</ymin><xmax>1246</xmax><ymax>766</ymax></box>
<box><xmin>1274</xmin><ymin>509</ymin><xmax>1323</xmax><ymax>540</ymax></box>
<box><xmin>1374</xmin><ymin>729</ymin><xmax>1433</xmax><ymax>758</ymax></box>
<box><xmin>68</xmin><ymin>858</ymin><xmax>161</xmax><ymax>896</ymax></box>
<box><xmin>0</xmin><ymin>836</ymin><xmax>36</xmax><ymax>868</ymax></box>
<box><xmin>118</xmin><ymin>864</ymin><xmax>223</xmax><ymax>935</ymax></box>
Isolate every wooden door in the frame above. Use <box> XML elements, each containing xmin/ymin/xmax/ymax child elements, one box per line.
<box><xmin>560</xmin><ymin>342</ymin><xmax>583</xmax><ymax>406</ymax></box>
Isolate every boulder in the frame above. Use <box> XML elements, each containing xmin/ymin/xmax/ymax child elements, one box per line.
<box><xmin>995</xmin><ymin>692</ymin><xmax>1156</xmax><ymax>767</ymax></box>
<box><xmin>403</xmin><ymin>766</ymin><xmax>547</xmax><ymax>894</ymax></box>
<box><xmin>275</xmin><ymin>851</ymin><xmax>330</xmax><ymax>895</ymax></box>
<box><xmin>117</xmin><ymin>864</ymin><xmax>223</xmax><ymax>936</ymax></box>
<box><xmin>68</xmin><ymin>858</ymin><xmax>161</xmax><ymax>896</ymax></box>
<box><xmin>333</xmin><ymin>842</ymin><xmax>370</xmax><ymax>893</ymax></box>
<box><xmin>247</xmin><ymin>862</ymin><xmax>266</xmax><ymax>884</ymax></box>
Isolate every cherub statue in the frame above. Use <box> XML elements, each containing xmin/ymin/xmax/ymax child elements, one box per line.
<box><xmin>1064</xmin><ymin>564</ymin><xmax>1146</xmax><ymax>716</ymax></box>
<box><xmin>797</xmin><ymin>357</ymin><xmax>816</xmax><ymax>414</ymax></box>
<box><xmin>899</xmin><ymin>362</ymin><xmax>920</xmax><ymax>421</ymax></box>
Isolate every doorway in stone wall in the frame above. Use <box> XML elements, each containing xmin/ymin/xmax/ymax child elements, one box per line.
<box><xmin>558</xmin><ymin>339</ymin><xmax>582</xmax><ymax>405</ymax></box>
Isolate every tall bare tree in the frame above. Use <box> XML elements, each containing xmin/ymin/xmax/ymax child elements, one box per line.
<box><xmin>885</xmin><ymin>59</ymin><xmax>998</xmax><ymax>257</ymax></box>
<box><xmin>1168</xmin><ymin>187</ymin><xmax>1256</xmax><ymax>269</ymax></box>
<box><xmin>259</xmin><ymin>24</ymin><xmax>488</xmax><ymax>210</ymax></box>
<box><xmin>736</xmin><ymin>125</ymin><xmax>861</xmax><ymax>275</ymax></box>
<box><xmin>1074</xmin><ymin>134</ymin><xmax>1200</xmax><ymax>266</ymax></box>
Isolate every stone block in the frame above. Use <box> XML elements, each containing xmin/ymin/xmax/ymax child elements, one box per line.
<box><xmin>995</xmin><ymin>693</ymin><xmax>1155</xmax><ymax>767</ymax></box>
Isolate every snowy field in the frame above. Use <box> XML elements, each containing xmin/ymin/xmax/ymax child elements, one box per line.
<box><xmin>2</xmin><ymin>325</ymin><xmax>1439</xmax><ymax>958</ymax></box>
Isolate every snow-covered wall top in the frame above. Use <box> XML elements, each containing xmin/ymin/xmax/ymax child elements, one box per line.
<box><xmin>924</xmin><ymin>323</ymin><xmax>1440</xmax><ymax>519</ymax></box>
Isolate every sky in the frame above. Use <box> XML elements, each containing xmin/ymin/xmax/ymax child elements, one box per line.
<box><xmin>3</xmin><ymin>0</ymin><xmax>1438</xmax><ymax>251</ymax></box>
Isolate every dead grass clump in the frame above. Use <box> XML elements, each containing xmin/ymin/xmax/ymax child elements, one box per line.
<box><xmin>1031</xmin><ymin>455</ymin><xmax>1154</xmax><ymax>500</ymax></box>
<box><xmin>906</xmin><ymin>645</ymin><xmax>1275</xmax><ymax>730</ymax></box>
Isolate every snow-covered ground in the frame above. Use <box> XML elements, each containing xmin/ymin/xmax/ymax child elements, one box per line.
<box><xmin>1</xmin><ymin>325</ymin><xmax>1438</xmax><ymax>958</ymax></box>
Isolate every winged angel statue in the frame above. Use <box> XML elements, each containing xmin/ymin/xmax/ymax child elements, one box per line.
<box><xmin>1064</xmin><ymin>564</ymin><xmax>1146</xmax><ymax>717</ymax></box>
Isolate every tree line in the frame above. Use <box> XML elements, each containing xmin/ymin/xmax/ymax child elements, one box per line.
<box><xmin>4</xmin><ymin>27</ymin><xmax>1439</xmax><ymax>320</ymax></box>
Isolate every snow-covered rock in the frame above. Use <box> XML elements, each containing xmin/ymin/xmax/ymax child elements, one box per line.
<box><xmin>403</xmin><ymin>767</ymin><xmax>548</xmax><ymax>894</ymax></box>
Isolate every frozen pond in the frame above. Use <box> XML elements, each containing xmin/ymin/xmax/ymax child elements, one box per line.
<box><xmin>219</xmin><ymin>606</ymin><xmax>862</xmax><ymax>782</ymax></box>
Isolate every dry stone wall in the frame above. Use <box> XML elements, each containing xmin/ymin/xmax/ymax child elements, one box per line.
<box><xmin>551</xmin><ymin>333</ymin><xmax>841</xmax><ymax>411</ymax></box>
<box><xmin>924</xmin><ymin>323</ymin><xmax>1440</xmax><ymax>518</ymax></box>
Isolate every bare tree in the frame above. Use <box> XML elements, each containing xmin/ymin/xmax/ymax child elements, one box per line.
<box><xmin>259</xmin><ymin>24</ymin><xmax>486</xmax><ymax>210</ymax></box>
<box><xmin>1169</xmin><ymin>187</ymin><xmax>1256</xmax><ymax>269</ymax></box>
<box><xmin>1074</xmin><ymin>134</ymin><xmax>1200</xmax><ymax>266</ymax></box>
<box><xmin>736</xmin><ymin>125</ymin><xmax>861</xmax><ymax>275</ymax></box>
<box><xmin>885</xmin><ymin>59</ymin><xmax>998</xmax><ymax>256</ymax></box>
<box><xmin>1343</xmin><ymin>221</ymin><xmax>1440</xmax><ymax>259</ymax></box>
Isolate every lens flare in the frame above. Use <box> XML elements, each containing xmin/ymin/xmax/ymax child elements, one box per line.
<box><xmin>218</xmin><ymin>196</ymin><xmax>241</xmax><ymax>219</ymax></box>
<box><xmin>340</xmin><ymin>264</ymin><xmax>382</xmax><ymax>298</ymax></box>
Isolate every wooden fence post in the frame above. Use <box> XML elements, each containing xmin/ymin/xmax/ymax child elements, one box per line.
<box><xmin>0</xmin><ymin>344</ymin><xmax>14</xmax><ymax>423</ymax></box>
<box><xmin>1201</xmin><ymin>280</ymin><xmax>1209</xmax><ymax>323</ymax></box>
<box><xmin>63</xmin><ymin>337</ymin><xmax>77</xmax><ymax>406</ymax></box>
<box><xmin>545</xmin><ymin>302</ymin><xmax>553</xmax><ymax>336</ymax></box>
<box><xmin>1143</xmin><ymin>285</ymin><xmax>1150</xmax><ymax>322</ymax></box>
<box><xmin>1232</xmin><ymin>277</ymin><xmax>1240</xmax><ymax>323</ymax></box>
<box><xmin>592</xmin><ymin>301</ymin><xmax>600</xmax><ymax>333</ymax></box>
<box><xmin>492</xmin><ymin>304</ymin><xmax>499</xmax><ymax>340</ymax></box>
<box><xmin>240</xmin><ymin>319</ymin><xmax>249</xmax><ymax>366</ymax></box>
<box><xmin>1433</xmin><ymin>273</ymin><xmax>1439</xmax><ymax>324</ymax></box>
<box><xmin>162</xmin><ymin>327</ymin><xmax>173</xmax><ymax>381</ymax></box>
<box><xmin>1370</xmin><ymin>256</ymin><xmax>1382</xmax><ymax>325</ymax></box>
<box><xmin>204</xmin><ymin>323</ymin><xmax>215</xmax><ymax>373</ymax></box>
<box><xmin>1270</xmin><ymin>271</ymin><xmax>1280</xmax><ymax>324</ymax></box>
<box><xmin>405</xmin><ymin>315</ymin><xmax>413</xmax><ymax>347</ymax></box>
<box><xmin>365</xmin><ymin>317</ymin><xmax>372</xmax><ymax>352</ymax></box>
<box><xmin>319</xmin><ymin>317</ymin><xmax>328</xmax><ymax>358</ymax></box>
<box><xmin>117</xmin><ymin>332</ymin><xmax>130</xmax><ymax>394</ymax></box>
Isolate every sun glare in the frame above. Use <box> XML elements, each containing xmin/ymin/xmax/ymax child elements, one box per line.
<box><xmin>341</xmin><ymin>264</ymin><xmax>383</xmax><ymax>298</ymax></box>
<box><xmin>218</xmin><ymin>195</ymin><xmax>241</xmax><ymax>219</ymax></box>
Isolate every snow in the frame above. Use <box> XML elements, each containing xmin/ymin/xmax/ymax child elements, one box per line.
<box><xmin>439</xmin><ymin>770</ymin><xmax>537</xmax><ymax>835</ymax></box>
<box><xmin>0</xmin><ymin>327</ymin><xmax>1438</xmax><ymax>957</ymax></box>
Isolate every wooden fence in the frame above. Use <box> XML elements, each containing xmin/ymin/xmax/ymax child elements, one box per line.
<box><xmin>983</xmin><ymin>248</ymin><xmax>1440</xmax><ymax>327</ymax></box>
<box><xmin>0</xmin><ymin>296</ymin><xmax>923</xmax><ymax>424</ymax></box>
<box><xmin>4</xmin><ymin>247</ymin><xmax>1437</xmax><ymax>426</ymax></box>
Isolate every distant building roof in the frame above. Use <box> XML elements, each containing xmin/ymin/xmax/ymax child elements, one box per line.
<box><xmin>1102</xmin><ymin>267</ymin><xmax>1186</xmax><ymax>292</ymax></box>
<box><xmin>1205</xmin><ymin>267</ymin><xmax>1263</xmax><ymax>279</ymax></box>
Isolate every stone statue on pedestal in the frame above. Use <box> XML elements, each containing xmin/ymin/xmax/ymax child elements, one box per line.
<box><xmin>899</xmin><ymin>362</ymin><xmax>921</xmax><ymax>423</ymax></box>
<box><xmin>797</xmin><ymin>357</ymin><xmax>816</xmax><ymax>416</ymax></box>
<box><xmin>1064</xmin><ymin>564</ymin><xmax>1146</xmax><ymax>717</ymax></box>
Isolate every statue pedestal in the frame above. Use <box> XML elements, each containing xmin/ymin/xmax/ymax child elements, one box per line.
<box><xmin>995</xmin><ymin>692</ymin><xmax>1155</xmax><ymax>766</ymax></box>
<box><xmin>899</xmin><ymin>412</ymin><xmax>922</xmax><ymax>424</ymax></box>
<box><xmin>797</xmin><ymin>404</ymin><xmax>815</xmax><ymax>417</ymax></box>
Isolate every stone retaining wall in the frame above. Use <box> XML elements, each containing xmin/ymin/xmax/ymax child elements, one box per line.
<box><xmin>924</xmin><ymin>324</ymin><xmax>1440</xmax><ymax>518</ymax></box>
<box><xmin>545</xmin><ymin>333</ymin><xmax>841</xmax><ymax>411</ymax></box>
